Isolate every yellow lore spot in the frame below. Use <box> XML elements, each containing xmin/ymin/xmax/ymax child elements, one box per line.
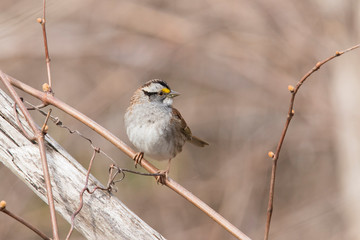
<box><xmin>162</xmin><ymin>88</ymin><xmax>170</xmax><ymax>94</ymax></box>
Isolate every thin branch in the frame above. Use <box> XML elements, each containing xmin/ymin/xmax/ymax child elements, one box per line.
<box><xmin>2</xmin><ymin>71</ymin><xmax>251</xmax><ymax>240</ymax></box>
<box><xmin>66</xmin><ymin>148</ymin><xmax>100</xmax><ymax>240</ymax></box>
<box><xmin>0</xmin><ymin>200</ymin><xmax>50</xmax><ymax>240</ymax></box>
<box><xmin>41</xmin><ymin>108</ymin><xmax>52</xmax><ymax>133</ymax></box>
<box><xmin>106</xmin><ymin>165</ymin><xmax>164</xmax><ymax>192</ymax></box>
<box><xmin>27</xmin><ymin>102</ymin><xmax>47</xmax><ymax>110</ymax></box>
<box><xmin>13</xmin><ymin>103</ymin><xmax>36</xmax><ymax>141</ymax></box>
<box><xmin>0</xmin><ymin>72</ymin><xmax>60</xmax><ymax>240</ymax></box>
<box><xmin>264</xmin><ymin>43</ymin><xmax>360</xmax><ymax>240</ymax></box>
<box><xmin>37</xmin><ymin>0</ymin><xmax>53</xmax><ymax>91</ymax></box>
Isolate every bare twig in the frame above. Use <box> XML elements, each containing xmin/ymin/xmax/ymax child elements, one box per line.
<box><xmin>0</xmin><ymin>72</ymin><xmax>60</xmax><ymax>240</ymax></box>
<box><xmin>2</xmin><ymin>72</ymin><xmax>251</xmax><ymax>240</ymax></box>
<box><xmin>106</xmin><ymin>164</ymin><xmax>163</xmax><ymax>190</ymax></box>
<box><xmin>0</xmin><ymin>200</ymin><xmax>50</xmax><ymax>240</ymax></box>
<box><xmin>264</xmin><ymin>43</ymin><xmax>360</xmax><ymax>240</ymax></box>
<box><xmin>27</xmin><ymin>102</ymin><xmax>47</xmax><ymax>110</ymax></box>
<box><xmin>13</xmin><ymin>103</ymin><xmax>36</xmax><ymax>141</ymax></box>
<box><xmin>66</xmin><ymin>148</ymin><xmax>104</xmax><ymax>240</ymax></box>
<box><xmin>41</xmin><ymin>108</ymin><xmax>52</xmax><ymax>134</ymax></box>
<box><xmin>37</xmin><ymin>0</ymin><xmax>53</xmax><ymax>91</ymax></box>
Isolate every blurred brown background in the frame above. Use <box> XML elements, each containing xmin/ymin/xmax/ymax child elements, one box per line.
<box><xmin>1</xmin><ymin>1</ymin><xmax>360</xmax><ymax>239</ymax></box>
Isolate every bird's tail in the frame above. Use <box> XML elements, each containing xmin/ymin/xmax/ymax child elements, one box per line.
<box><xmin>189</xmin><ymin>136</ymin><xmax>209</xmax><ymax>147</ymax></box>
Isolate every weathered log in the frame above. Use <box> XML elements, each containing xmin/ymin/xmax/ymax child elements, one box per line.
<box><xmin>0</xmin><ymin>88</ymin><xmax>165</xmax><ymax>240</ymax></box>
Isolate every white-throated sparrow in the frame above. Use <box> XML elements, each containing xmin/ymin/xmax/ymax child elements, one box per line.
<box><xmin>124</xmin><ymin>79</ymin><xmax>208</xmax><ymax>182</ymax></box>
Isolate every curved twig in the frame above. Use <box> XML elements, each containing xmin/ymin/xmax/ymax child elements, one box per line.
<box><xmin>13</xmin><ymin>103</ymin><xmax>36</xmax><ymax>141</ymax></box>
<box><xmin>37</xmin><ymin>0</ymin><xmax>53</xmax><ymax>90</ymax></box>
<box><xmin>66</xmin><ymin>148</ymin><xmax>101</xmax><ymax>240</ymax></box>
<box><xmin>264</xmin><ymin>43</ymin><xmax>360</xmax><ymax>240</ymax></box>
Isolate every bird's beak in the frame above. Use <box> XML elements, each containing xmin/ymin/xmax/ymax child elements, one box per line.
<box><xmin>168</xmin><ymin>90</ymin><xmax>180</xmax><ymax>98</ymax></box>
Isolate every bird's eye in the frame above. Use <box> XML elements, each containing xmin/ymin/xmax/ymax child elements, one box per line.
<box><xmin>159</xmin><ymin>91</ymin><xmax>164</xmax><ymax>96</ymax></box>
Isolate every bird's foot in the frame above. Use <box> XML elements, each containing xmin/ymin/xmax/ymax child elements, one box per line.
<box><xmin>133</xmin><ymin>152</ymin><xmax>144</xmax><ymax>168</ymax></box>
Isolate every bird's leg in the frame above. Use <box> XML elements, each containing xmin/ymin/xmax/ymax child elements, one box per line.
<box><xmin>156</xmin><ymin>159</ymin><xmax>172</xmax><ymax>185</ymax></box>
<box><xmin>133</xmin><ymin>152</ymin><xmax>144</xmax><ymax>168</ymax></box>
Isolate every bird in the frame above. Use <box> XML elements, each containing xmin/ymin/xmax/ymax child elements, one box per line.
<box><xmin>124</xmin><ymin>79</ymin><xmax>208</xmax><ymax>183</ymax></box>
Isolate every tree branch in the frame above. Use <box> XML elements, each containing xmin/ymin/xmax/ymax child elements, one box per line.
<box><xmin>264</xmin><ymin>43</ymin><xmax>360</xmax><ymax>240</ymax></box>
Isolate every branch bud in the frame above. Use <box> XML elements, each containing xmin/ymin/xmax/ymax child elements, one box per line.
<box><xmin>42</xmin><ymin>83</ymin><xmax>50</xmax><ymax>92</ymax></box>
<box><xmin>288</xmin><ymin>85</ymin><xmax>295</xmax><ymax>93</ymax></box>
<box><xmin>315</xmin><ymin>62</ymin><xmax>321</xmax><ymax>70</ymax></box>
<box><xmin>42</xmin><ymin>125</ymin><xmax>49</xmax><ymax>134</ymax></box>
<box><xmin>0</xmin><ymin>200</ymin><xmax>6</xmax><ymax>210</ymax></box>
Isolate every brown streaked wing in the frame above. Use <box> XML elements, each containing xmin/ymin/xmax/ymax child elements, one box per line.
<box><xmin>171</xmin><ymin>107</ymin><xmax>192</xmax><ymax>140</ymax></box>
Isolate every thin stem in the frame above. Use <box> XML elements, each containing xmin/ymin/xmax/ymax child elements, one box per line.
<box><xmin>66</xmin><ymin>148</ymin><xmax>98</xmax><ymax>240</ymax></box>
<box><xmin>41</xmin><ymin>108</ymin><xmax>52</xmax><ymax>133</ymax></box>
<box><xmin>263</xmin><ymin>43</ymin><xmax>360</xmax><ymax>240</ymax></box>
<box><xmin>39</xmin><ymin>0</ymin><xmax>52</xmax><ymax>89</ymax></box>
<box><xmin>1</xmin><ymin>201</ymin><xmax>50</xmax><ymax>240</ymax></box>
<box><xmin>13</xmin><ymin>103</ymin><xmax>36</xmax><ymax>141</ymax></box>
